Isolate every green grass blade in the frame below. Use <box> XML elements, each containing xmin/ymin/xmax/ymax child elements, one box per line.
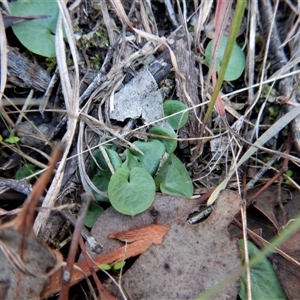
<box><xmin>204</xmin><ymin>0</ymin><xmax>247</xmax><ymax>123</ymax></box>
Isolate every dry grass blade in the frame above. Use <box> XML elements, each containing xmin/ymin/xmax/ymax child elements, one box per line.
<box><xmin>257</xmin><ymin>0</ymin><xmax>300</xmax><ymax>154</ymax></box>
<box><xmin>33</xmin><ymin>0</ymin><xmax>80</xmax><ymax>235</ymax></box>
<box><xmin>246</xmin><ymin>0</ymin><xmax>258</xmax><ymax>102</ymax></box>
<box><xmin>0</xmin><ymin>141</ymin><xmax>49</xmax><ymax>169</ymax></box>
<box><xmin>79</xmin><ymin>236</ymin><xmax>116</xmax><ymax>300</ymax></box>
<box><xmin>99</xmin><ymin>0</ymin><xmax>116</xmax><ymax>45</ymax></box>
<box><xmin>0</xmin><ymin>13</ymin><xmax>7</xmax><ymax>100</ymax></box>
<box><xmin>208</xmin><ymin>105</ymin><xmax>300</xmax><ymax>205</ymax></box>
<box><xmin>241</xmin><ymin>205</ymin><xmax>251</xmax><ymax>300</ymax></box>
<box><xmin>0</xmin><ymin>12</ymin><xmax>14</xmax><ymax>127</ymax></box>
<box><xmin>194</xmin><ymin>0</ymin><xmax>213</xmax><ymax>50</ymax></box>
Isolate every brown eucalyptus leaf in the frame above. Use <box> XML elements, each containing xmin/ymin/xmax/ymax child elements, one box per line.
<box><xmin>250</xmin><ymin>187</ymin><xmax>280</xmax><ymax>231</ymax></box>
<box><xmin>272</xmin><ymin>252</ymin><xmax>300</xmax><ymax>300</ymax></box>
<box><xmin>277</xmin><ymin>189</ymin><xmax>300</xmax><ymax>225</ymax></box>
<box><xmin>121</xmin><ymin>190</ymin><xmax>242</xmax><ymax>300</ymax></box>
<box><xmin>273</xmin><ymin>227</ymin><xmax>300</xmax><ymax>299</ymax></box>
<box><xmin>250</xmin><ymin>187</ymin><xmax>290</xmax><ymax>231</ymax></box>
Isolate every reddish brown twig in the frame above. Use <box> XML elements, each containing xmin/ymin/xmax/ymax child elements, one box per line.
<box><xmin>58</xmin><ymin>193</ymin><xmax>91</xmax><ymax>300</ymax></box>
<box><xmin>79</xmin><ymin>236</ymin><xmax>116</xmax><ymax>300</ymax></box>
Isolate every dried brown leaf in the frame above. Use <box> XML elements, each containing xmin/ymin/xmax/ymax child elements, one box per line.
<box><xmin>108</xmin><ymin>225</ymin><xmax>169</xmax><ymax>261</ymax></box>
<box><xmin>90</xmin><ymin>193</ymin><xmax>197</xmax><ymax>254</ymax></box>
<box><xmin>273</xmin><ymin>225</ymin><xmax>300</xmax><ymax>299</ymax></box>
<box><xmin>251</xmin><ymin>187</ymin><xmax>280</xmax><ymax>231</ymax></box>
<box><xmin>42</xmin><ymin>225</ymin><xmax>169</xmax><ymax>298</ymax></box>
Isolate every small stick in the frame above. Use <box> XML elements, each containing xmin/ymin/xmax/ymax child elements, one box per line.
<box><xmin>58</xmin><ymin>193</ymin><xmax>92</xmax><ymax>300</ymax></box>
<box><xmin>79</xmin><ymin>236</ymin><xmax>116</xmax><ymax>300</ymax></box>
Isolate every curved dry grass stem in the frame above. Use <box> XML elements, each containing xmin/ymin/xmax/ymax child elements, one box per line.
<box><xmin>241</xmin><ymin>206</ymin><xmax>251</xmax><ymax>300</ymax></box>
<box><xmin>0</xmin><ymin>12</ymin><xmax>15</xmax><ymax>128</ymax></box>
<box><xmin>33</xmin><ymin>0</ymin><xmax>80</xmax><ymax>235</ymax></box>
<box><xmin>0</xmin><ymin>13</ymin><xmax>7</xmax><ymax>100</ymax></box>
<box><xmin>246</xmin><ymin>0</ymin><xmax>258</xmax><ymax>103</ymax></box>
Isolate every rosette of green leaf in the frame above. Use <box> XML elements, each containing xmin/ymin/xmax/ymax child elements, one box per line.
<box><xmin>148</xmin><ymin>126</ymin><xmax>177</xmax><ymax>154</ymax></box>
<box><xmin>84</xmin><ymin>203</ymin><xmax>104</xmax><ymax>228</ymax></box>
<box><xmin>122</xmin><ymin>140</ymin><xmax>165</xmax><ymax>176</ymax></box>
<box><xmin>90</xmin><ymin>148</ymin><xmax>122</xmax><ymax>201</ymax></box>
<box><xmin>155</xmin><ymin>154</ymin><xmax>193</xmax><ymax>198</ymax></box>
<box><xmin>10</xmin><ymin>0</ymin><xmax>60</xmax><ymax>57</ymax></box>
<box><xmin>205</xmin><ymin>36</ymin><xmax>245</xmax><ymax>81</ymax></box>
<box><xmin>108</xmin><ymin>167</ymin><xmax>155</xmax><ymax>216</ymax></box>
<box><xmin>163</xmin><ymin>100</ymin><xmax>189</xmax><ymax>130</ymax></box>
<box><xmin>238</xmin><ymin>240</ymin><xmax>287</xmax><ymax>300</ymax></box>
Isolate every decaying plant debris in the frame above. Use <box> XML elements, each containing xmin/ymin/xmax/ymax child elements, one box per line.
<box><xmin>0</xmin><ymin>147</ymin><xmax>63</xmax><ymax>299</ymax></box>
<box><xmin>1</xmin><ymin>0</ymin><xmax>300</xmax><ymax>299</ymax></box>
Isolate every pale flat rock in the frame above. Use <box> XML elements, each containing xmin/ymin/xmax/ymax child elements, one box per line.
<box><xmin>109</xmin><ymin>68</ymin><xmax>167</xmax><ymax>126</ymax></box>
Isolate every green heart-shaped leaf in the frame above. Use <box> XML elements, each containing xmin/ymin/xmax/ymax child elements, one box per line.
<box><xmin>90</xmin><ymin>148</ymin><xmax>121</xmax><ymax>201</ymax></box>
<box><xmin>123</xmin><ymin>140</ymin><xmax>165</xmax><ymax>176</ymax></box>
<box><xmin>149</xmin><ymin>126</ymin><xmax>177</xmax><ymax>154</ymax></box>
<box><xmin>238</xmin><ymin>240</ymin><xmax>287</xmax><ymax>300</ymax></box>
<box><xmin>10</xmin><ymin>0</ymin><xmax>60</xmax><ymax>57</ymax></box>
<box><xmin>155</xmin><ymin>154</ymin><xmax>193</xmax><ymax>198</ymax></box>
<box><xmin>205</xmin><ymin>36</ymin><xmax>245</xmax><ymax>81</ymax></box>
<box><xmin>108</xmin><ymin>167</ymin><xmax>155</xmax><ymax>216</ymax></box>
<box><xmin>163</xmin><ymin>100</ymin><xmax>189</xmax><ymax>130</ymax></box>
<box><xmin>91</xmin><ymin>174</ymin><xmax>110</xmax><ymax>202</ymax></box>
<box><xmin>84</xmin><ymin>203</ymin><xmax>104</xmax><ymax>228</ymax></box>
<box><xmin>90</xmin><ymin>148</ymin><xmax>122</xmax><ymax>173</ymax></box>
